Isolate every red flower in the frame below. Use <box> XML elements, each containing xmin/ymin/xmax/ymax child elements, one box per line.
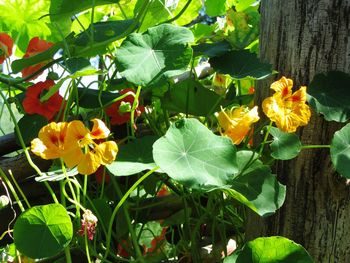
<box><xmin>21</xmin><ymin>37</ymin><xmax>54</xmax><ymax>80</ymax></box>
<box><xmin>144</xmin><ymin>227</ymin><xmax>168</xmax><ymax>254</ymax></box>
<box><xmin>0</xmin><ymin>33</ymin><xmax>13</xmax><ymax>64</ymax></box>
<box><xmin>106</xmin><ymin>88</ymin><xmax>144</xmax><ymax>125</ymax></box>
<box><xmin>22</xmin><ymin>79</ymin><xmax>64</xmax><ymax>120</ymax></box>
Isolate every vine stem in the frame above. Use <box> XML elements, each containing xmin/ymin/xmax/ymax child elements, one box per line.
<box><xmin>102</xmin><ymin>166</ymin><xmax>159</xmax><ymax>262</ymax></box>
<box><xmin>0</xmin><ymin>90</ymin><xmax>58</xmax><ymax>204</ymax></box>
<box><xmin>301</xmin><ymin>145</ymin><xmax>331</xmax><ymax>149</ymax></box>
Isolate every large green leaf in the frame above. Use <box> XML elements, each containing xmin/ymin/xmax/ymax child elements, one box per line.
<box><xmin>224</xmin><ymin>236</ymin><xmax>314</xmax><ymax>263</ymax></box>
<box><xmin>73</xmin><ymin>19</ymin><xmax>135</xmax><ymax>57</ymax></box>
<box><xmin>232</xmin><ymin>0</ymin><xmax>258</xmax><ymax>12</ymax></box>
<box><xmin>162</xmin><ymin>79</ymin><xmax>229</xmax><ymax>116</ymax></box>
<box><xmin>227</xmin><ymin>151</ymin><xmax>286</xmax><ymax>216</ymax></box>
<box><xmin>153</xmin><ymin>118</ymin><xmax>238</xmax><ymax>191</ymax></box>
<box><xmin>107</xmin><ymin>136</ymin><xmax>159</xmax><ymax>176</ymax></box>
<box><xmin>14</xmin><ymin>204</ymin><xmax>73</xmax><ymax>259</ymax></box>
<box><xmin>269</xmin><ymin>127</ymin><xmax>301</xmax><ymax>160</ymax></box>
<box><xmin>209</xmin><ymin>50</ymin><xmax>273</xmax><ymax>79</ymax></box>
<box><xmin>49</xmin><ymin>0</ymin><xmax>116</xmax><ymax>20</ymax></box>
<box><xmin>134</xmin><ymin>0</ymin><xmax>202</xmax><ymax>32</ymax></box>
<box><xmin>330</xmin><ymin>123</ymin><xmax>350</xmax><ymax>179</ymax></box>
<box><xmin>115</xmin><ymin>24</ymin><xmax>194</xmax><ymax>87</ymax></box>
<box><xmin>0</xmin><ymin>0</ymin><xmax>61</xmax><ymax>54</ymax></box>
<box><xmin>308</xmin><ymin>71</ymin><xmax>350</xmax><ymax>122</ymax></box>
<box><xmin>78</xmin><ymin>88</ymin><xmax>120</xmax><ymax>109</ymax></box>
<box><xmin>192</xmin><ymin>41</ymin><xmax>232</xmax><ymax>57</ymax></box>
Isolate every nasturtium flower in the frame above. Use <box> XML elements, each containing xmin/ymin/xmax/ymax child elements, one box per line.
<box><xmin>31</xmin><ymin>121</ymin><xmax>69</xmax><ymax>159</ymax></box>
<box><xmin>63</xmin><ymin>119</ymin><xmax>118</xmax><ymax>175</ymax></box>
<box><xmin>22</xmin><ymin>79</ymin><xmax>64</xmax><ymax>120</ymax></box>
<box><xmin>217</xmin><ymin>106</ymin><xmax>260</xmax><ymax>145</ymax></box>
<box><xmin>262</xmin><ymin>77</ymin><xmax>311</xmax><ymax>133</ymax></box>
<box><xmin>31</xmin><ymin>119</ymin><xmax>118</xmax><ymax>175</ymax></box>
<box><xmin>106</xmin><ymin>88</ymin><xmax>144</xmax><ymax>125</ymax></box>
<box><xmin>21</xmin><ymin>37</ymin><xmax>54</xmax><ymax>80</ymax></box>
<box><xmin>0</xmin><ymin>33</ymin><xmax>13</xmax><ymax>64</ymax></box>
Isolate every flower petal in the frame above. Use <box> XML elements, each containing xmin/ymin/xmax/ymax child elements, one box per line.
<box><xmin>90</xmin><ymin>119</ymin><xmax>110</xmax><ymax>139</ymax></box>
<box><xmin>95</xmin><ymin>141</ymin><xmax>118</xmax><ymax>165</ymax></box>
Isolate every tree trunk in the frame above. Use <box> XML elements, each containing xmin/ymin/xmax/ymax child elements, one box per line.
<box><xmin>246</xmin><ymin>1</ymin><xmax>350</xmax><ymax>262</ymax></box>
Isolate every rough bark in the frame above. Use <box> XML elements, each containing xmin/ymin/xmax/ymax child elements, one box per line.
<box><xmin>246</xmin><ymin>1</ymin><xmax>350</xmax><ymax>262</ymax></box>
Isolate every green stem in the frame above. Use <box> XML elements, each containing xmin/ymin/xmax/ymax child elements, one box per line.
<box><xmin>8</xmin><ymin>170</ymin><xmax>31</xmax><ymax>208</ymax></box>
<box><xmin>130</xmin><ymin>86</ymin><xmax>142</xmax><ymax>138</ymax></box>
<box><xmin>112</xmin><ymin>178</ymin><xmax>145</xmax><ymax>262</ymax></box>
<box><xmin>0</xmin><ymin>168</ymin><xmax>25</xmax><ymax>212</ymax></box>
<box><xmin>160</xmin><ymin>0</ymin><xmax>193</xmax><ymax>25</ymax></box>
<box><xmin>258</xmin><ymin>121</ymin><xmax>273</xmax><ymax>156</ymax></box>
<box><xmin>301</xmin><ymin>144</ymin><xmax>331</xmax><ymax>149</ymax></box>
<box><xmin>103</xmin><ymin>166</ymin><xmax>159</xmax><ymax>261</ymax></box>
<box><xmin>0</xmin><ymin>90</ymin><xmax>58</xmax><ymax>204</ymax></box>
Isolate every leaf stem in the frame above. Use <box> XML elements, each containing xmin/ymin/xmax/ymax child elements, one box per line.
<box><xmin>301</xmin><ymin>144</ymin><xmax>330</xmax><ymax>149</ymax></box>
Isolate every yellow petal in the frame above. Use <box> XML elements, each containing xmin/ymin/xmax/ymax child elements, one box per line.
<box><xmin>95</xmin><ymin>141</ymin><xmax>118</xmax><ymax>165</ymax></box>
<box><xmin>31</xmin><ymin>122</ymin><xmax>69</xmax><ymax>159</ymax></box>
<box><xmin>218</xmin><ymin>106</ymin><xmax>259</xmax><ymax>144</ymax></box>
<box><xmin>61</xmin><ymin>146</ymin><xmax>84</xmax><ymax>168</ymax></box>
<box><xmin>77</xmin><ymin>151</ymin><xmax>101</xmax><ymax>175</ymax></box>
<box><xmin>89</xmin><ymin>119</ymin><xmax>110</xmax><ymax>139</ymax></box>
<box><xmin>65</xmin><ymin>120</ymin><xmax>89</xmax><ymax>147</ymax></box>
<box><xmin>270</xmin><ymin>77</ymin><xmax>293</xmax><ymax>97</ymax></box>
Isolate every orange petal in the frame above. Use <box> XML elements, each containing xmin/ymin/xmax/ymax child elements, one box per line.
<box><xmin>89</xmin><ymin>119</ymin><xmax>110</xmax><ymax>139</ymax></box>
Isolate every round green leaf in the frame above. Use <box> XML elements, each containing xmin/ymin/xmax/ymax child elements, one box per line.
<box><xmin>153</xmin><ymin>118</ymin><xmax>238</xmax><ymax>191</ymax></box>
<box><xmin>331</xmin><ymin>123</ymin><xmax>350</xmax><ymax>178</ymax></box>
<box><xmin>115</xmin><ymin>24</ymin><xmax>194</xmax><ymax>87</ymax></box>
<box><xmin>224</xmin><ymin>236</ymin><xmax>314</xmax><ymax>263</ymax></box>
<box><xmin>107</xmin><ymin>136</ymin><xmax>159</xmax><ymax>176</ymax></box>
<box><xmin>209</xmin><ymin>50</ymin><xmax>273</xmax><ymax>79</ymax></box>
<box><xmin>14</xmin><ymin>204</ymin><xmax>73</xmax><ymax>259</ymax></box>
<box><xmin>204</xmin><ymin>0</ymin><xmax>227</xmax><ymax>16</ymax></box>
<box><xmin>269</xmin><ymin>127</ymin><xmax>302</xmax><ymax>160</ymax></box>
<box><xmin>308</xmin><ymin>71</ymin><xmax>350</xmax><ymax>122</ymax></box>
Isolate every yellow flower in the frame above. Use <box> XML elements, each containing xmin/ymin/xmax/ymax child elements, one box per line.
<box><xmin>31</xmin><ymin>122</ymin><xmax>70</xmax><ymax>159</ymax></box>
<box><xmin>262</xmin><ymin>77</ymin><xmax>311</xmax><ymax>133</ymax></box>
<box><xmin>63</xmin><ymin>119</ymin><xmax>118</xmax><ymax>175</ymax></box>
<box><xmin>31</xmin><ymin>119</ymin><xmax>118</xmax><ymax>175</ymax></box>
<box><xmin>217</xmin><ymin>106</ymin><xmax>259</xmax><ymax>144</ymax></box>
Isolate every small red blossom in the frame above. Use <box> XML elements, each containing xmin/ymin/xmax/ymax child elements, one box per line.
<box><xmin>22</xmin><ymin>79</ymin><xmax>64</xmax><ymax>120</ymax></box>
<box><xmin>21</xmin><ymin>37</ymin><xmax>54</xmax><ymax>80</ymax></box>
<box><xmin>0</xmin><ymin>33</ymin><xmax>13</xmax><ymax>64</ymax></box>
<box><xmin>78</xmin><ymin>210</ymin><xmax>98</xmax><ymax>241</ymax></box>
<box><xmin>156</xmin><ymin>185</ymin><xmax>170</xmax><ymax>197</ymax></box>
<box><xmin>248</xmin><ymin>86</ymin><xmax>255</xmax><ymax>94</ymax></box>
<box><xmin>106</xmin><ymin>88</ymin><xmax>144</xmax><ymax>125</ymax></box>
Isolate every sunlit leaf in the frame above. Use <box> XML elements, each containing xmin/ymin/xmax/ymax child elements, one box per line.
<box><xmin>224</xmin><ymin>236</ymin><xmax>314</xmax><ymax>262</ymax></box>
<box><xmin>226</xmin><ymin>8</ymin><xmax>259</xmax><ymax>50</ymax></box>
<box><xmin>115</xmin><ymin>24</ymin><xmax>194</xmax><ymax>87</ymax></box>
<box><xmin>308</xmin><ymin>71</ymin><xmax>350</xmax><ymax>122</ymax></box>
<box><xmin>269</xmin><ymin>127</ymin><xmax>301</xmax><ymax>160</ymax></box>
<box><xmin>330</xmin><ymin>123</ymin><xmax>350</xmax><ymax>179</ymax></box>
<box><xmin>14</xmin><ymin>204</ymin><xmax>73</xmax><ymax>259</ymax></box>
<box><xmin>153</xmin><ymin>118</ymin><xmax>238</xmax><ymax>191</ymax></box>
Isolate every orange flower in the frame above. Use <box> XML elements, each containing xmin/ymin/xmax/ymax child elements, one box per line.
<box><xmin>262</xmin><ymin>77</ymin><xmax>311</xmax><ymax>133</ymax></box>
<box><xmin>106</xmin><ymin>88</ymin><xmax>144</xmax><ymax>125</ymax></box>
<box><xmin>22</xmin><ymin>79</ymin><xmax>64</xmax><ymax>120</ymax></box>
<box><xmin>31</xmin><ymin>119</ymin><xmax>118</xmax><ymax>175</ymax></box>
<box><xmin>21</xmin><ymin>37</ymin><xmax>54</xmax><ymax>80</ymax></box>
<box><xmin>217</xmin><ymin>106</ymin><xmax>259</xmax><ymax>145</ymax></box>
<box><xmin>0</xmin><ymin>33</ymin><xmax>13</xmax><ymax>64</ymax></box>
<box><xmin>63</xmin><ymin>119</ymin><xmax>118</xmax><ymax>175</ymax></box>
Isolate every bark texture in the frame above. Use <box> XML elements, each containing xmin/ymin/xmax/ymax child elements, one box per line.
<box><xmin>246</xmin><ymin>1</ymin><xmax>350</xmax><ymax>262</ymax></box>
